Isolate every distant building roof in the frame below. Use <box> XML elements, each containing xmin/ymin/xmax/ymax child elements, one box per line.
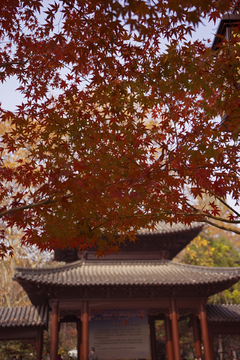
<box><xmin>54</xmin><ymin>222</ymin><xmax>204</xmax><ymax>262</ymax></box>
<box><xmin>0</xmin><ymin>305</ymin><xmax>48</xmax><ymax>328</ymax></box>
<box><xmin>212</xmin><ymin>13</ymin><xmax>240</xmax><ymax>49</ymax></box>
<box><xmin>207</xmin><ymin>304</ymin><xmax>240</xmax><ymax>322</ymax></box>
<box><xmin>136</xmin><ymin>222</ymin><xmax>203</xmax><ymax>236</ymax></box>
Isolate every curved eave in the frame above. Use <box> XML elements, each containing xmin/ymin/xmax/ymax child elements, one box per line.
<box><xmin>14</xmin><ymin>260</ymin><xmax>240</xmax><ymax>290</ymax></box>
<box><xmin>207</xmin><ymin>304</ymin><xmax>240</xmax><ymax>322</ymax></box>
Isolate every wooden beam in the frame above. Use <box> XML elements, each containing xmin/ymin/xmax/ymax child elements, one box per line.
<box><xmin>50</xmin><ymin>301</ymin><xmax>59</xmax><ymax>360</ymax></box>
<box><xmin>209</xmin><ymin>322</ymin><xmax>240</xmax><ymax>334</ymax></box>
<box><xmin>82</xmin><ymin>301</ymin><xmax>89</xmax><ymax>360</ymax></box>
<box><xmin>170</xmin><ymin>299</ymin><xmax>181</xmax><ymax>360</ymax></box>
<box><xmin>0</xmin><ymin>327</ymin><xmax>38</xmax><ymax>340</ymax></box>
<box><xmin>165</xmin><ymin>315</ymin><xmax>174</xmax><ymax>360</ymax></box>
<box><xmin>58</xmin><ymin>298</ymin><xmax>202</xmax><ymax>310</ymax></box>
<box><xmin>89</xmin><ymin>298</ymin><xmax>174</xmax><ymax>309</ymax></box>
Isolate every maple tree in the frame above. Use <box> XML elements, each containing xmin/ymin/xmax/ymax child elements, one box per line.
<box><xmin>1</xmin><ymin>0</ymin><xmax>240</xmax><ymax>255</ymax></box>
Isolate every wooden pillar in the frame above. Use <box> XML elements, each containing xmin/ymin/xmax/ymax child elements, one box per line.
<box><xmin>36</xmin><ymin>327</ymin><xmax>43</xmax><ymax>360</ymax></box>
<box><xmin>82</xmin><ymin>301</ymin><xmax>89</xmax><ymax>360</ymax></box>
<box><xmin>208</xmin><ymin>325</ymin><xmax>215</xmax><ymax>360</ymax></box>
<box><xmin>192</xmin><ymin>314</ymin><xmax>202</xmax><ymax>358</ymax></box>
<box><xmin>77</xmin><ymin>320</ymin><xmax>82</xmax><ymax>360</ymax></box>
<box><xmin>149</xmin><ymin>315</ymin><xmax>157</xmax><ymax>360</ymax></box>
<box><xmin>164</xmin><ymin>315</ymin><xmax>174</xmax><ymax>360</ymax></box>
<box><xmin>50</xmin><ymin>301</ymin><xmax>59</xmax><ymax>360</ymax></box>
<box><xmin>199</xmin><ymin>301</ymin><xmax>211</xmax><ymax>360</ymax></box>
<box><xmin>219</xmin><ymin>334</ymin><xmax>223</xmax><ymax>360</ymax></box>
<box><xmin>170</xmin><ymin>299</ymin><xmax>181</xmax><ymax>360</ymax></box>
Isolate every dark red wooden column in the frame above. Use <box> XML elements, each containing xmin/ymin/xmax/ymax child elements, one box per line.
<box><xmin>82</xmin><ymin>301</ymin><xmax>89</xmax><ymax>360</ymax></box>
<box><xmin>199</xmin><ymin>300</ymin><xmax>211</xmax><ymax>360</ymax></box>
<box><xmin>164</xmin><ymin>315</ymin><xmax>174</xmax><ymax>360</ymax></box>
<box><xmin>50</xmin><ymin>301</ymin><xmax>59</xmax><ymax>360</ymax></box>
<box><xmin>170</xmin><ymin>299</ymin><xmax>181</xmax><ymax>360</ymax></box>
<box><xmin>77</xmin><ymin>320</ymin><xmax>82</xmax><ymax>360</ymax></box>
<box><xmin>149</xmin><ymin>315</ymin><xmax>157</xmax><ymax>360</ymax></box>
<box><xmin>36</xmin><ymin>327</ymin><xmax>43</xmax><ymax>360</ymax></box>
<box><xmin>192</xmin><ymin>314</ymin><xmax>202</xmax><ymax>358</ymax></box>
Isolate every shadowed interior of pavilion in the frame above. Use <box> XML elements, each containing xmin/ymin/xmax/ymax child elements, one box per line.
<box><xmin>1</xmin><ymin>303</ymin><xmax>240</xmax><ymax>359</ymax></box>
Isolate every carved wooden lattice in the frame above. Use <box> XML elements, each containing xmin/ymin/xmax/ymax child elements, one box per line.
<box><xmin>178</xmin><ymin>308</ymin><xmax>198</xmax><ymax>316</ymax></box>
<box><xmin>60</xmin><ymin>309</ymin><xmax>82</xmax><ymax>319</ymax></box>
<box><xmin>148</xmin><ymin>308</ymin><xmax>169</xmax><ymax>316</ymax></box>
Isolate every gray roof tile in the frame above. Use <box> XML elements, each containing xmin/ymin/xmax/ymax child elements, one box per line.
<box><xmin>207</xmin><ymin>304</ymin><xmax>240</xmax><ymax>322</ymax></box>
<box><xmin>137</xmin><ymin>222</ymin><xmax>203</xmax><ymax>236</ymax></box>
<box><xmin>0</xmin><ymin>305</ymin><xmax>48</xmax><ymax>328</ymax></box>
<box><xmin>14</xmin><ymin>260</ymin><xmax>240</xmax><ymax>287</ymax></box>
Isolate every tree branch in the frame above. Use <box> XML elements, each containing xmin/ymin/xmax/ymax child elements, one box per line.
<box><xmin>203</xmin><ymin>218</ymin><xmax>240</xmax><ymax>235</ymax></box>
<box><xmin>0</xmin><ymin>61</ymin><xmax>27</xmax><ymax>68</ymax></box>
<box><xmin>211</xmin><ymin>192</ymin><xmax>240</xmax><ymax>218</ymax></box>
<box><xmin>0</xmin><ymin>197</ymin><xmax>56</xmax><ymax>218</ymax></box>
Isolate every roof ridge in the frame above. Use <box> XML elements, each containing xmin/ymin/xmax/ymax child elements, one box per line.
<box><xmin>137</xmin><ymin>222</ymin><xmax>204</xmax><ymax>236</ymax></box>
<box><xmin>81</xmin><ymin>259</ymin><xmax>170</xmax><ymax>265</ymax></box>
<box><xmin>171</xmin><ymin>262</ymin><xmax>240</xmax><ymax>273</ymax></box>
<box><xmin>15</xmin><ymin>260</ymin><xmax>84</xmax><ymax>273</ymax></box>
<box><xmin>15</xmin><ymin>260</ymin><xmax>240</xmax><ymax>274</ymax></box>
<box><xmin>15</xmin><ymin>259</ymin><xmax>171</xmax><ymax>275</ymax></box>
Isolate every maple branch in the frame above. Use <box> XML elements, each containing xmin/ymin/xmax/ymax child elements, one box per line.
<box><xmin>138</xmin><ymin>202</ymin><xmax>240</xmax><ymax>224</ymax></box>
<box><xmin>0</xmin><ymin>197</ymin><xmax>57</xmax><ymax>218</ymax></box>
<box><xmin>189</xmin><ymin>212</ymin><xmax>240</xmax><ymax>224</ymax></box>
<box><xmin>140</xmin><ymin>173</ymin><xmax>240</xmax><ymax>226</ymax></box>
<box><xmin>210</xmin><ymin>192</ymin><xmax>240</xmax><ymax>217</ymax></box>
<box><xmin>0</xmin><ymin>61</ymin><xmax>27</xmax><ymax>68</ymax></box>
<box><xmin>203</xmin><ymin>218</ymin><xmax>240</xmax><ymax>235</ymax></box>
<box><xmin>91</xmin><ymin>219</ymin><xmax>115</xmax><ymax>232</ymax></box>
<box><xmin>175</xmin><ymin>200</ymin><xmax>240</xmax><ymax>224</ymax></box>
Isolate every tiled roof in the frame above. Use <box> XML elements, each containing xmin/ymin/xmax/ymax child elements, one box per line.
<box><xmin>14</xmin><ymin>260</ymin><xmax>240</xmax><ymax>287</ymax></box>
<box><xmin>207</xmin><ymin>304</ymin><xmax>240</xmax><ymax>322</ymax></box>
<box><xmin>0</xmin><ymin>305</ymin><xmax>48</xmax><ymax>328</ymax></box>
<box><xmin>137</xmin><ymin>222</ymin><xmax>203</xmax><ymax>236</ymax></box>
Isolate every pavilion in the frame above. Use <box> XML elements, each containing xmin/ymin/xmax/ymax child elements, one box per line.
<box><xmin>10</xmin><ymin>222</ymin><xmax>240</xmax><ymax>360</ymax></box>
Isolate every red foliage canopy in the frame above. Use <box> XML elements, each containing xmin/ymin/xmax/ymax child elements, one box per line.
<box><xmin>0</xmin><ymin>0</ymin><xmax>240</xmax><ymax>255</ymax></box>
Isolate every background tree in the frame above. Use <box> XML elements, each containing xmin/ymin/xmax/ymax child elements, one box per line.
<box><xmin>176</xmin><ymin>232</ymin><xmax>240</xmax><ymax>304</ymax></box>
<box><xmin>0</xmin><ymin>228</ymin><xmax>52</xmax><ymax>307</ymax></box>
<box><xmin>196</xmin><ymin>195</ymin><xmax>240</xmax><ymax>251</ymax></box>
<box><xmin>1</xmin><ymin>0</ymin><xmax>240</xmax><ymax>255</ymax></box>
